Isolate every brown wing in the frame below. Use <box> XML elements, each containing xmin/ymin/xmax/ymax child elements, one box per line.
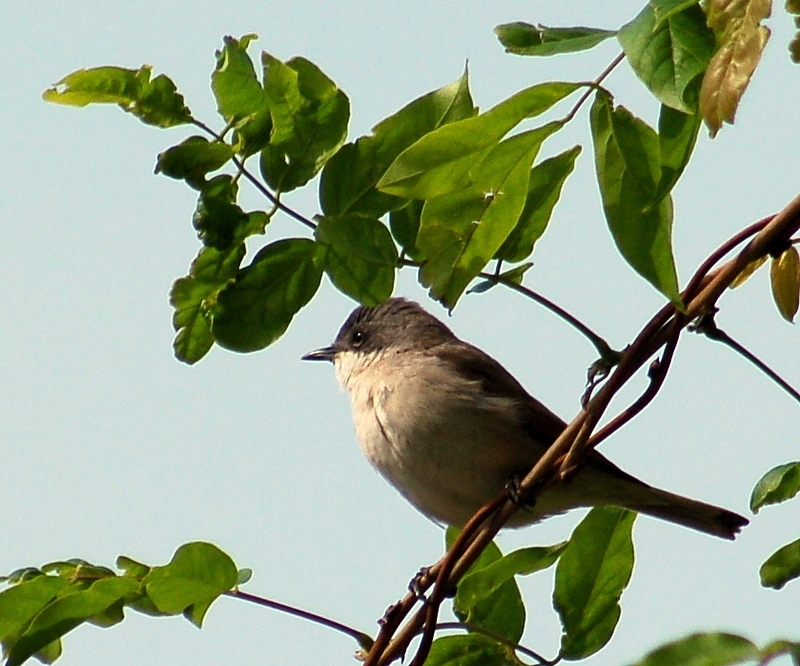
<box><xmin>433</xmin><ymin>340</ymin><xmax>646</xmax><ymax>486</ymax></box>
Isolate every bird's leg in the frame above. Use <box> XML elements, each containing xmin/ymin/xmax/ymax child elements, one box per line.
<box><xmin>505</xmin><ymin>472</ymin><xmax>537</xmax><ymax>514</ymax></box>
<box><xmin>407</xmin><ymin>567</ymin><xmax>433</xmax><ymax>602</ymax></box>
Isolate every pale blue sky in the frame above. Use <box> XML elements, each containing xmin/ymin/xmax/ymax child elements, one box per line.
<box><xmin>2</xmin><ymin>2</ymin><xmax>799</xmax><ymax>665</ymax></box>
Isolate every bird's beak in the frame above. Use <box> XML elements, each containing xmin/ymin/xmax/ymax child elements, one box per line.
<box><xmin>301</xmin><ymin>345</ymin><xmax>337</xmax><ymax>362</ymax></box>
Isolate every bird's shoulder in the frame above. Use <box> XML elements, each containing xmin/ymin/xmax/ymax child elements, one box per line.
<box><xmin>429</xmin><ymin>340</ymin><xmax>567</xmax><ymax>444</ymax></box>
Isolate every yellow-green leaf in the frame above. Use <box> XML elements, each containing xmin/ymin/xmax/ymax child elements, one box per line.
<box><xmin>770</xmin><ymin>246</ymin><xmax>800</xmax><ymax>321</ymax></box>
<box><xmin>729</xmin><ymin>254</ymin><xmax>768</xmax><ymax>288</ymax></box>
<box><xmin>699</xmin><ymin>0</ymin><xmax>772</xmax><ymax>136</ymax></box>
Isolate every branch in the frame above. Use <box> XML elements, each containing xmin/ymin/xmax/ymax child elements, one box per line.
<box><xmin>364</xmin><ymin>191</ymin><xmax>800</xmax><ymax>666</ymax></box>
<box><xmin>227</xmin><ymin>589</ymin><xmax>373</xmax><ymax>650</ymax></box>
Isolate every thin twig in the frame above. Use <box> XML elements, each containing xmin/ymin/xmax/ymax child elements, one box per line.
<box><xmin>562</xmin><ymin>52</ymin><xmax>625</xmax><ymax>124</ymax></box>
<box><xmin>693</xmin><ymin>315</ymin><xmax>800</xmax><ymax>405</ymax></box>
<box><xmin>227</xmin><ymin>589</ymin><xmax>373</xmax><ymax>649</ymax></box>
<box><xmin>366</xmin><ymin>193</ymin><xmax>800</xmax><ymax>666</ymax></box>
<box><xmin>190</xmin><ymin>118</ymin><xmax>317</xmax><ymax>230</ymax></box>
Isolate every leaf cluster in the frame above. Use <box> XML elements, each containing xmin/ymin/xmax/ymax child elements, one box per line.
<box><xmin>0</xmin><ymin>543</ymin><xmax>242</xmax><ymax>666</ymax></box>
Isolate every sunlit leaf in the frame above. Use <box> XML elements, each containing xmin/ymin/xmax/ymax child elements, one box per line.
<box><xmin>700</xmin><ymin>0</ymin><xmax>772</xmax><ymax>136</ymax></box>
<box><xmin>425</xmin><ymin>634</ymin><xmax>508</xmax><ymax>666</ymax></box>
<box><xmin>43</xmin><ymin>65</ymin><xmax>192</xmax><ymax>127</ymax></box>
<box><xmin>377</xmin><ymin>82</ymin><xmax>579</xmax><ymax>199</ymax></box>
<box><xmin>144</xmin><ymin>542</ymin><xmax>238</xmax><ymax>627</ymax></box>
<box><xmin>321</xmin><ymin>70</ymin><xmax>476</xmax><ymax>217</ymax></box>
<box><xmin>554</xmin><ymin>507</ymin><xmax>636</xmax><ymax>660</ymax></box>
<box><xmin>496</xmin><ymin>145</ymin><xmax>581</xmax><ymax>262</ymax></box>
<box><xmin>618</xmin><ymin>4</ymin><xmax>715</xmax><ymax>112</ymax></box>
<box><xmin>626</xmin><ymin>632</ymin><xmax>759</xmax><ymax>666</ymax></box>
<box><xmin>590</xmin><ymin>91</ymin><xmax>681</xmax><ymax>304</ymax></box>
<box><xmin>456</xmin><ymin>542</ymin><xmax>566</xmax><ymax>614</ymax></box>
<box><xmin>445</xmin><ymin>530</ymin><xmax>525</xmax><ymax>645</ymax></box>
<box><xmin>418</xmin><ymin>123</ymin><xmax>563</xmax><ymax>308</ymax></box>
<box><xmin>730</xmin><ymin>255</ymin><xmax>768</xmax><ymax>288</ymax></box>
<box><xmin>494</xmin><ymin>23</ymin><xmax>616</xmax><ymax>56</ymax></box>
<box><xmin>211</xmin><ymin>34</ymin><xmax>263</xmax><ymax>120</ymax></box>
<box><xmin>760</xmin><ymin>538</ymin><xmax>800</xmax><ymax>589</ymax></box>
<box><xmin>5</xmin><ymin>577</ymin><xmax>139</xmax><ymax>666</ymax></box>
<box><xmin>650</xmin><ymin>0</ymin><xmax>702</xmax><ymax>27</ymax></box>
<box><xmin>0</xmin><ymin>576</ymin><xmax>70</xmax><ymax>647</ymax></box>
<box><xmin>260</xmin><ymin>53</ymin><xmax>349</xmax><ymax>192</ymax></box>
<box><xmin>751</xmin><ymin>461</ymin><xmax>800</xmax><ymax>512</ymax></box>
<box><xmin>770</xmin><ymin>246</ymin><xmax>800</xmax><ymax>322</ymax></box>
<box><xmin>211</xmin><ymin>239</ymin><xmax>323</xmax><ymax>352</ymax></box>
<box><xmin>315</xmin><ymin>215</ymin><xmax>398</xmax><ymax>304</ymax></box>
<box><xmin>170</xmin><ymin>244</ymin><xmax>246</xmax><ymax>364</ymax></box>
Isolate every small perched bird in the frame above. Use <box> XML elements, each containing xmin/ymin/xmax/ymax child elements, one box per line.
<box><xmin>304</xmin><ymin>298</ymin><xmax>748</xmax><ymax>539</ymax></box>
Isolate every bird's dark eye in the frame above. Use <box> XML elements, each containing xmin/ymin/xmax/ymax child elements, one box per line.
<box><xmin>351</xmin><ymin>330</ymin><xmax>365</xmax><ymax>347</ymax></box>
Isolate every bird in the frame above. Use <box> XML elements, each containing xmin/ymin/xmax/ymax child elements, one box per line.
<box><xmin>303</xmin><ymin>297</ymin><xmax>748</xmax><ymax>539</ymax></box>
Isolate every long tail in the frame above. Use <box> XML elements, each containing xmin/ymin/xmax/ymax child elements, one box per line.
<box><xmin>619</xmin><ymin>483</ymin><xmax>748</xmax><ymax>540</ymax></box>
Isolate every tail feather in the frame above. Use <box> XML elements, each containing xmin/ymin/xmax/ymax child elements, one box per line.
<box><xmin>621</xmin><ymin>484</ymin><xmax>748</xmax><ymax>540</ymax></box>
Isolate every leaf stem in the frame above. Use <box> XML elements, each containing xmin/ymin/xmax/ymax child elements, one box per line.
<box><xmin>226</xmin><ymin>589</ymin><xmax>373</xmax><ymax>650</ymax></box>
<box><xmin>562</xmin><ymin>52</ymin><xmax>625</xmax><ymax>124</ymax></box>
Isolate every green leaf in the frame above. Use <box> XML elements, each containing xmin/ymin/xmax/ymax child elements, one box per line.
<box><xmin>0</xmin><ymin>576</ymin><xmax>69</xmax><ymax>645</ymax></box>
<box><xmin>496</xmin><ymin>145</ymin><xmax>581</xmax><ymax>262</ymax></box>
<box><xmin>315</xmin><ymin>215</ymin><xmax>398</xmax><ymax>305</ymax></box>
<box><xmin>761</xmin><ymin>538</ymin><xmax>800</xmax><ymax>589</ymax></box>
<box><xmin>155</xmin><ymin>136</ymin><xmax>234</xmax><ymax>189</ymax></box>
<box><xmin>236</xmin><ymin>568</ymin><xmax>253</xmax><ymax>585</ymax></box>
<box><xmin>652</xmin><ymin>101</ymin><xmax>702</xmax><ymax>204</ymax></box>
<box><xmin>456</xmin><ymin>543</ymin><xmax>566</xmax><ymax>644</ymax></box>
<box><xmin>457</xmin><ymin>542</ymin><xmax>567</xmax><ymax>613</ymax></box>
<box><xmin>211</xmin><ymin>34</ymin><xmax>264</xmax><ymax>121</ymax></box>
<box><xmin>626</xmin><ymin>632</ymin><xmax>759</xmax><ymax>666</ymax></box>
<box><xmin>260</xmin><ymin>53</ymin><xmax>350</xmax><ymax>192</ymax></box>
<box><xmin>554</xmin><ymin>506</ymin><xmax>636</xmax><ymax>660</ymax></box>
<box><xmin>377</xmin><ymin>82</ymin><xmax>580</xmax><ymax>199</ymax></box>
<box><xmin>116</xmin><ymin>556</ymin><xmax>151</xmax><ymax>579</ymax></box>
<box><xmin>33</xmin><ymin>638</ymin><xmax>62</xmax><ymax>665</ymax></box>
<box><xmin>445</xmin><ymin>530</ymin><xmax>525</xmax><ymax>644</ymax></box>
<box><xmin>650</xmin><ymin>0</ymin><xmax>702</xmax><ymax>27</ymax></box>
<box><xmin>771</xmin><ymin>247</ymin><xmax>800</xmax><ymax>322</ymax></box>
<box><xmin>618</xmin><ymin>4</ymin><xmax>715</xmax><ymax>113</ymax></box>
<box><xmin>699</xmin><ymin>0</ymin><xmax>771</xmax><ymax>136</ymax></box>
<box><xmin>389</xmin><ymin>200</ymin><xmax>425</xmax><ymax>260</ymax></box>
<box><xmin>751</xmin><ymin>462</ymin><xmax>800</xmax><ymax>512</ymax></box>
<box><xmin>418</xmin><ymin>123</ymin><xmax>563</xmax><ymax>308</ymax></box>
<box><xmin>5</xmin><ymin>577</ymin><xmax>139</xmax><ymax>666</ymax></box>
<box><xmin>170</xmin><ymin>244</ymin><xmax>246</xmax><ymax>364</ymax></box>
<box><xmin>321</xmin><ymin>69</ymin><xmax>477</xmax><ymax>218</ymax></box>
<box><xmin>495</xmin><ymin>23</ymin><xmax>617</xmax><ymax>56</ymax></box>
<box><xmin>43</xmin><ymin>65</ymin><xmax>192</xmax><ymax>128</ymax></box>
<box><xmin>211</xmin><ymin>239</ymin><xmax>323</xmax><ymax>352</ymax></box>
<box><xmin>192</xmin><ymin>180</ymin><xmax>268</xmax><ymax>250</ymax></box>
<box><xmin>590</xmin><ymin>91</ymin><xmax>681</xmax><ymax>304</ymax></box>
<box><xmin>425</xmin><ymin>634</ymin><xmax>508</xmax><ymax>666</ymax></box>
<box><xmin>144</xmin><ymin>542</ymin><xmax>238</xmax><ymax>627</ymax></box>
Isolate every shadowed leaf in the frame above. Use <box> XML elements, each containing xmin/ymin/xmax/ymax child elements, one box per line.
<box><xmin>554</xmin><ymin>507</ymin><xmax>636</xmax><ymax>659</ymax></box>
<box><xmin>316</xmin><ymin>215</ymin><xmax>398</xmax><ymax>304</ymax></box>
<box><xmin>495</xmin><ymin>23</ymin><xmax>616</xmax><ymax>56</ymax></box>
<box><xmin>618</xmin><ymin>4</ymin><xmax>714</xmax><ymax>112</ymax></box>
<box><xmin>211</xmin><ymin>239</ymin><xmax>323</xmax><ymax>352</ymax></box>
<box><xmin>626</xmin><ymin>632</ymin><xmax>759</xmax><ymax>666</ymax></box>
<box><xmin>760</xmin><ymin>538</ymin><xmax>800</xmax><ymax>589</ymax></box>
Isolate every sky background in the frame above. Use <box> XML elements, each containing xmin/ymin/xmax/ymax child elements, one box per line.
<box><xmin>2</xmin><ymin>1</ymin><xmax>800</xmax><ymax>665</ymax></box>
